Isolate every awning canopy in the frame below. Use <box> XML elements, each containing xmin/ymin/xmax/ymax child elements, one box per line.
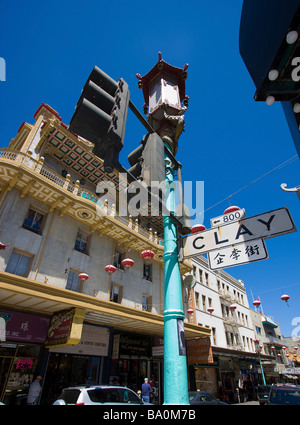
<box><xmin>0</xmin><ymin>271</ymin><xmax>210</xmax><ymax>340</ymax></box>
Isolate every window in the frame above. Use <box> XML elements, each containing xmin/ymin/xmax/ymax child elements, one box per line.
<box><xmin>195</xmin><ymin>292</ymin><xmax>200</xmax><ymax>309</ymax></box>
<box><xmin>192</xmin><ymin>266</ymin><xmax>197</xmax><ymax>278</ymax></box>
<box><xmin>142</xmin><ymin>295</ymin><xmax>152</xmax><ymax>312</ymax></box>
<box><xmin>212</xmin><ymin>327</ymin><xmax>217</xmax><ymax>345</ymax></box>
<box><xmin>6</xmin><ymin>251</ymin><xmax>32</xmax><ymax>277</ymax></box>
<box><xmin>208</xmin><ymin>297</ymin><xmax>212</xmax><ymax>308</ymax></box>
<box><xmin>66</xmin><ymin>270</ymin><xmax>80</xmax><ymax>292</ymax></box>
<box><xmin>23</xmin><ymin>208</ymin><xmax>45</xmax><ymax>234</ymax></box>
<box><xmin>199</xmin><ymin>270</ymin><xmax>203</xmax><ymax>283</ymax></box>
<box><xmin>205</xmin><ymin>273</ymin><xmax>209</xmax><ymax>286</ymax></box>
<box><xmin>143</xmin><ymin>264</ymin><xmax>152</xmax><ymax>281</ymax></box>
<box><xmin>113</xmin><ymin>249</ymin><xmax>124</xmax><ymax>269</ymax></box>
<box><xmin>110</xmin><ymin>284</ymin><xmax>122</xmax><ymax>303</ymax></box>
<box><xmin>74</xmin><ymin>231</ymin><xmax>89</xmax><ymax>254</ymax></box>
<box><xmin>202</xmin><ymin>295</ymin><xmax>206</xmax><ymax>310</ymax></box>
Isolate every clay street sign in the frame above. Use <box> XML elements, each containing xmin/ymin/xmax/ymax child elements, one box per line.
<box><xmin>183</xmin><ymin>207</ymin><xmax>296</xmax><ymax>257</ymax></box>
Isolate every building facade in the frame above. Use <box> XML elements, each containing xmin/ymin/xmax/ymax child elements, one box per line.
<box><xmin>0</xmin><ymin>103</ymin><xmax>210</xmax><ymax>405</ymax></box>
<box><xmin>185</xmin><ymin>255</ymin><xmax>273</xmax><ymax>403</ymax></box>
<box><xmin>250</xmin><ymin>309</ymin><xmax>300</xmax><ymax>384</ymax></box>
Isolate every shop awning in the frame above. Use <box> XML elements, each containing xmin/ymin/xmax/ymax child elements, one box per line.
<box><xmin>0</xmin><ymin>271</ymin><xmax>211</xmax><ymax>340</ymax></box>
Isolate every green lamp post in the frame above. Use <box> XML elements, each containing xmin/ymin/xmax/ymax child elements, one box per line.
<box><xmin>137</xmin><ymin>53</ymin><xmax>190</xmax><ymax>404</ymax></box>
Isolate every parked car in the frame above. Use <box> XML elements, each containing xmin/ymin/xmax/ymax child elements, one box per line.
<box><xmin>189</xmin><ymin>391</ymin><xmax>227</xmax><ymax>405</ymax></box>
<box><xmin>256</xmin><ymin>385</ymin><xmax>271</xmax><ymax>405</ymax></box>
<box><xmin>267</xmin><ymin>384</ymin><xmax>300</xmax><ymax>405</ymax></box>
<box><xmin>53</xmin><ymin>385</ymin><xmax>150</xmax><ymax>405</ymax></box>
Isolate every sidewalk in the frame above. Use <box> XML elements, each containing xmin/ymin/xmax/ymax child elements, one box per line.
<box><xmin>232</xmin><ymin>401</ymin><xmax>260</xmax><ymax>405</ymax></box>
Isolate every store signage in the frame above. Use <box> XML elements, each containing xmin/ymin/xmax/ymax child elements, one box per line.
<box><xmin>119</xmin><ymin>333</ymin><xmax>151</xmax><ymax>357</ymax></box>
<box><xmin>186</xmin><ymin>337</ymin><xmax>214</xmax><ymax>366</ymax></box>
<box><xmin>16</xmin><ymin>358</ymin><xmax>33</xmax><ymax>370</ymax></box>
<box><xmin>49</xmin><ymin>325</ymin><xmax>109</xmax><ymax>356</ymax></box>
<box><xmin>45</xmin><ymin>308</ymin><xmax>85</xmax><ymax>347</ymax></box>
<box><xmin>0</xmin><ymin>308</ymin><xmax>50</xmax><ymax>343</ymax></box>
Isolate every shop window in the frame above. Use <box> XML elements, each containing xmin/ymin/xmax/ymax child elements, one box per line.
<box><xmin>142</xmin><ymin>295</ymin><xmax>152</xmax><ymax>312</ymax></box>
<box><xmin>110</xmin><ymin>284</ymin><xmax>122</xmax><ymax>303</ymax></box>
<box><xmin>5</xmin><ymin>250</ymin><xmax>32</xmax><ymax>277</ymax></box>
<box><xmin>66</xmin><ymin>270</ymin><xmax>80</xmax><ymax>292</ymax></box>
<box><xmin>74</xmin><ymin>231</ymin><xmax>89</xmax><ymax>254</ymax></box>
<box><xmin>22</xmin><ymin>208</ymin><xmax>45</xmax><ymax>234</ymax></box>
<box><xmin>143</xmin><ymin>264</ymin><xmax>152</xmax><ymax>281</ymax></box>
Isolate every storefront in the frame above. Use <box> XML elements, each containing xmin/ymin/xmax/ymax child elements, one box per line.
<box><xmin>110</xmin><ymin>331</ymin><xmax>161</xmax><ymax>403</ymax></box>
<box><xmin>41</xmin><ymin>323</ymin><xmax>111</xmax><ymax>405</ymax></box>
<box><xmin>186</xmin><ymin>337</ymin><xmax>218</xmax><ymax>397</ymax></box>
<box><xmin>239</xmin><ymin>358</ymin><xmax>259</xmax><ymax>401</ymax></box>
<box><xmin>0</xmin><ymin>308</ymin><xmax>50</xmax><ymax>405</ymax></box>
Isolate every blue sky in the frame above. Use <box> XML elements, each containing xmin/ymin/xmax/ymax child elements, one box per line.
<box><xmin>0</xmin><ymin>0</ymin><xmax>299</xmax><ymax>336</ymax></box>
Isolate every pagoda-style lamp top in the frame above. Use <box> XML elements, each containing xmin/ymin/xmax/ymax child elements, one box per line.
<box><xmin>136</xmin><ymin>52</ymin><xmax>189</xmax><ymax>155</ymax></box>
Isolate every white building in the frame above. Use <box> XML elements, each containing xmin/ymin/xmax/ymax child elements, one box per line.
<box><xmin>184</xmin><ymin>255</ymin><xmax>270</xmax><ymax>402</ymax></box>
<box><xmin>0</xmin><ymin>103</ymin><xmax>210</xmax><ymax>405</ymax></box>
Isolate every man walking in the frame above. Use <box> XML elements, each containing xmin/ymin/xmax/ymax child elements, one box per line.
<box><xmin>27</xmin><ymin>376</ymin><xmax>43</xmax><ymax>405</ymax></box>
<box><xmin>141</xmin><ymin>377</ymin><xmax>152</xmax><ymax>403</ymax></box>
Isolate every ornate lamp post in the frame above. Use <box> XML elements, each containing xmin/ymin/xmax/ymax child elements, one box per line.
<box><xmin>137</xmin><ymin>53</ymin><xmax>189</xmax><ymax>404</ymax></box>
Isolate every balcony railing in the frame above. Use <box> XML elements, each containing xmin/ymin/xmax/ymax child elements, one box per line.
<box><xmin>0</xmin><ymin>149</ymin><xmax>164</xmax><ymax>246</ymax></box>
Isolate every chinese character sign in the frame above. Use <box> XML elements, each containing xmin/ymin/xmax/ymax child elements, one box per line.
<box><xmin>208</xmin><ymin>239</ymin><xmax>269</xmax><ymax>270</ymax></box>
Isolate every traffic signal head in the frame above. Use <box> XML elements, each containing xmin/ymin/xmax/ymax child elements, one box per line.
<box><xmin>69</xmin><ymin>66</ymin><xmax>130</xmax><ymax>172</ymax></box>
<box><xmin>127</xmin><ymin>132</ymin><xmax>165</xmax><ymax>188</ymax></box>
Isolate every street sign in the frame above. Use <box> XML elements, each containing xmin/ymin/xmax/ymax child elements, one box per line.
<box><xmin>183</xmin><ymin>207</ymin><xmax>296</xmax><ymax>257</ymax></box>
<box><xmin>208</xmin><ymin>238</ymin><xmax>269</xmax><ymax>270</ymax></box>
<box><xmin>210</xmin><ymin>208</ymin><xmax>246</xmax><ymax>227</ymax></box>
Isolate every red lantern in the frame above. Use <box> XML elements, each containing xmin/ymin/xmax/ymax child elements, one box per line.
<box><xmin>122</xmin><ymin>258</ymin><xmax>134</xmax><ymax>269</ymax></box>
<box><xmin>271</xmin><ymin>346</ymin><xmax>276</xmax><ymax>350</ymax></box>
<box><xmin>187</xmin><ymin>308</ymin><xmax>194</xmax><ymax>314</ymax></box>
<box><xmin>277</xmin><ymin>353</ymin><xmax>282</xmax><ymax>357</ymax></box>
<box><xmin>105</xmin><ymin>265</ymin><xmax>116</xmax><ymax>274</ymax></box>
<box><xmin>229</xmin><ymin>304</ymin><xmax>237</xmax><ymax>310</ymax></box>
<box><xmin>294</xmin><ymin>354</ymin><xmax>298</xmax><ymax>358</ymax></box>
<box><xmin>223</xmin><ymin>206</ymin><xmax>240</xmax><ymax>215</ymax></box>
<box><xmin>78</xmin><ymin>272</ymin><xmax>89</xmax><ymax>281</ymax></box>
<box><xmin>294</xmin><ymin>347</ymin><xmax>298</xmax><ymax>351</ymax></box>
<box><xmin>253</xmin><ymin>300</ymin><xmax>261</xmax><ymax>307</ymax></box>
<box><xmin>253</xmin><ymin>338</ymin><xmax>260</xmax><ymax>343</ymax></box>
<box><xmin>191</xmin><ymin>224</ymin><xmax>206</xmax><ymax>234</ymax></box>
<box><xmin>282</xmin><ymin>346</ymin><xmax>287</xmax><ymax>350</ymax></box>
<box><xmin>207</xmin><ymin>307</ymin><xmax>214</xmax><ymax>313</ymax></box>
<box><xmin>286</xmin><ymin>354</ymin><xmax>290</xmax><ymax>358</ymax></box>
<box><xmin>281</xmin><ymin>294</ymin><xmax>290</xmax><ymax>303</ymax></box>
<box><xmin>141</xmin><ymin>250</ymin><xmax>155</xmax><ymax>264</ymax></box>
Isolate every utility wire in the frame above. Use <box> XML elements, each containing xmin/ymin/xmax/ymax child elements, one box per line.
<box><xmin>198</xmin><ymin>155</ymin><xmax>298</xmax><ymax>217</ymax></box>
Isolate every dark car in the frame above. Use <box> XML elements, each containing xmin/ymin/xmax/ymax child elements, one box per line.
<box><xmin>256</xmin><ymin>385</ymin><xmax>271</xmax><ymax>405</ymax></box>
<box><xmin>267</xmin><ymin>384</ymin><xmax>300</xmax><ymax>405</ymax></box>
<box><xmin>189</xmin><ymin>391</ymin><xmax>227</xmax><ymax>405</ymax></box>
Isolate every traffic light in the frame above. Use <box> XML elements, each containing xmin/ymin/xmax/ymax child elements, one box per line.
<box><xmin>127</xmin><ymin>132</ymin><xmax>165</xmax><ymax>187</ymax></box>
<box><xmin>69</xmin><ymin>66</ymin><xmax>130</xmax><ymax>172</ymax></box>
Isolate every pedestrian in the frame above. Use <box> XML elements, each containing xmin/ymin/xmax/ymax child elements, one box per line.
<box><xmin>141</xmin><ymin>377</ymin><xmax>152</xmax><ymax>403</ymax></box>
<box><xmin>27</xmin><ymin>375</ymin><xmax>43</xmax><ymax>405</ymax></box>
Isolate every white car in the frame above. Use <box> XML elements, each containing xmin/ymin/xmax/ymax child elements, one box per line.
<box><xmin>53</xmin><ymin>385</ymin><xmax>150</xmax><ymax>405</ymax></box>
